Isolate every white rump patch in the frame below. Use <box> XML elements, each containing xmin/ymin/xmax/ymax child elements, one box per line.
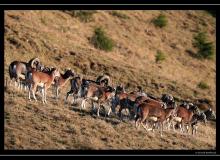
<box><xmin>19</xmin><ymin>74</ymin><xmax>25</xmax><ymax>80</ymax></box>
<box><xmin>91</xmin><ymin>96</ymin><xmax>98</xmax><ymax>101</ymax></box>
<box><xmin>148</xmin><ymin>116</ymin><xmax>158</xmax><ymax>122</ymax></box>
<box><xmin>38</xmin><ymin>83</ymin><xmax>45</xmax><ymax>88</ymax></box>
<box><xmin>173</xmin><ymin>117</ymin><xmax>182</xmax><ymax>122</ymax></box>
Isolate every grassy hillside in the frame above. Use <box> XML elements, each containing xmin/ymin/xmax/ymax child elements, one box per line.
<box><xmin>4</xmin><ymin>10</ymin><xmax>216</xmax><ymax>150</ymax></box>
<box><xmin>4</xmin><ymin>86</ymin><xmax>216</xmax><ymax>150</ymax></box>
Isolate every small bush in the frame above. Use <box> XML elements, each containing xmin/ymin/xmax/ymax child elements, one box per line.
<box><xmin>153</xmin><ymin>14</ymin><xmax>168</xmax><ymax>28</ymax></box>
<box><xmin>193</xmin><ymin>32</ymin><xmax>214</xmax><ymax>59</ymax></box>
<box><xmin>91</xmin><ymin>27</ymin><xmax>114</xmax><ymax>52</ymax></box>
<box><xmin>64</xmin><ymin>10</ymin><xmax>96</xmax><ymax>22</ymax></box>
<box><xmin>155</xmin><ymin>50</ymin><xmax>166</xmax><ymax>63</ymax></box>
<box><xmin>206</xmin><ymin>10</ymin><xmax>216</xmax><ymax>17</ymax></box>
<box><xmin>197</xmin><ymin>81</ymin><xmax>209</xmax><ymax>89</ymax></box>
<box><xmin>193</xmin><ymin>32</ymin><xmax>207</xmax><ymax>47</ymax></box>
<box><xmin>110</xmin><ymin>11</ymin><xmax>129</xmax><ymax>19</ymax></box>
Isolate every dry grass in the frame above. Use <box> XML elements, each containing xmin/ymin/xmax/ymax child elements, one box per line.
<box><xmin>4</xmin><ymin>85</ymin><xmax>216</xmax><ymax>150</ymax></box>
<box><xmin>4</xmin><ymin>10</ymin><xmax>216</xmax><ymax>150</ymax></box>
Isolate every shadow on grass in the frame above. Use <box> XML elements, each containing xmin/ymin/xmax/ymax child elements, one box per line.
<box><xmin>71</xmin><ymin>106</ymin><xmax>121</xmax><ymax>126</ymax></box>
<box><xmin>185</xmin><ymin>49</ymin><xmax>199</xmax><ymax>59</ymax></box>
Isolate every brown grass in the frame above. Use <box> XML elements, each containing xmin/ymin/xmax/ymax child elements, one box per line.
<box><xmin>4</xmin><ymin>10</ymin><xmax>216</xmax><ymax>150</ymax></box>
<box><xmin>4</xmin><ymin>85</ymin><xmax>216</xmax><ymax>150</ymax></box>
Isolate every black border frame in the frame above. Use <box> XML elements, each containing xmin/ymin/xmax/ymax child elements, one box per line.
<box><xmin>0</xmin><ymin>0</ymin><xmax>220</xmax><ymax>4</ymax></box>
<box><xmin>1</xmin><ymin>4</ymin><xmax>219</xmax><ymax>156</ymax></box>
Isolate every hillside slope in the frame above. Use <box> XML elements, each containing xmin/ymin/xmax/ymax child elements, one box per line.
<box><xmin>4</xmin><ymin>10</ymin><xmax>216</xmax><ymax>150</ymax></box>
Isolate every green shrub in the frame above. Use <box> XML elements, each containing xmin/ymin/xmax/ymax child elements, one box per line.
<box><xmin>193</xmin><ymin>32</ymin><xmax>207</xmax><ymax>47</ymax></box>
<box><xmin>197</xmin><ymin>81</ymin><xmax>209</xmax><ymax>89</ymax></box>
<box><xmin>193</xmin><ymin>32</ymin><xmax>214</xmax><ymax>59</ymax></box>
<box><xmin>206</xmin><ymin>10</ymin><xmax>216</xmax><ymax>17</ymax></box>
<box><xmin>153</xmin><ymin>14</ymin><xmax>168</xmax><ymax>28</ymax></box>
<box><xmin>64</xmin><ymin>10</ymin><xmax>96</xmax><ymax>22</ymax></box>
<box><xmin>110</xmin><ymin>11</ymin><xmax>129</xmax><ymax>19</ymax></box>
<box><xmin>91</xmin><ymin>27</ymin><xmax>114</xmax><ymax>52</ymax></box>
<box><xmin>155</xmin><ymin>50</ymin><xmax>166</xmax><ymax>63</ymax></box>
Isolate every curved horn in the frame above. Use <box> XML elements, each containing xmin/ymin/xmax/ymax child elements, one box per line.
<box><xmin>29</xmin><ymin>57</ymin><xmax>40</xmax><ymax>68</ymax></box>
<box><xmin>100</xmin><ymin>75</ymin><xmax>110</xmax><ymax>83</ymax></box>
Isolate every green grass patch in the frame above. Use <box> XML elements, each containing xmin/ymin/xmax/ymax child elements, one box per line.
<box><xmin>193</xmin><ymin>32</ymin><xmax>214</xmax><ymax>59</ymax></box>
<box><xmin>153</xmin><ymin>14</ymin><xmax>168</xmax><ymax>28</ymax></box>
<box><xmin>64</xmin><ymin>10</ymin><xmax>96</xmax><ymax>22</ymax></box>
<box><xmin>91</xmin><ymin>27</ymin><xmax>114</xmax><ymax>52</ymax></box>
<box><xmin>110</xmin><ymin>11</ymin><xmax>129</xmax><ymax>19</ymax></box>
<box><xmin>205</xmin><ymin>10</ymin><xmax>216</xmax><ymax>17</ymax></box>
<box><xmin>197</xmin><ymin>81</ymin><xmax>209</xmax><ymax>89</ymax></box>
<box><xmin>155</xmin><ymin>50</ymin><xmax>166</xmax><ymax>63</ymax></box>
